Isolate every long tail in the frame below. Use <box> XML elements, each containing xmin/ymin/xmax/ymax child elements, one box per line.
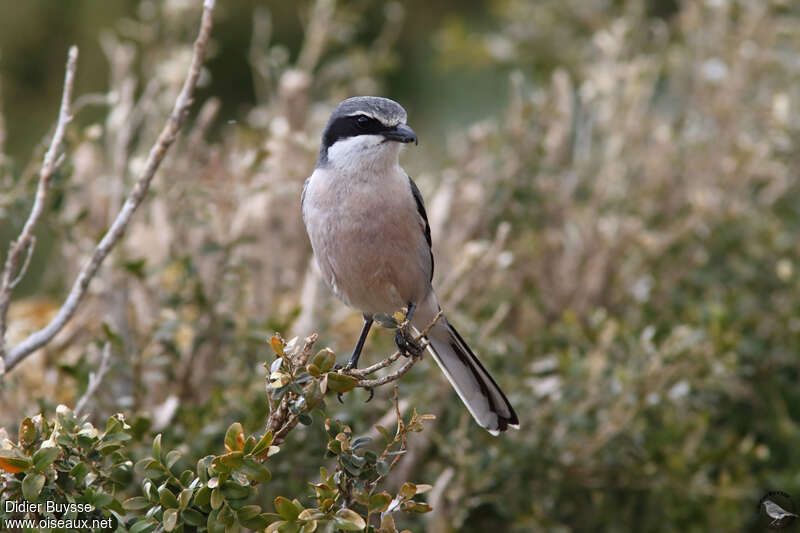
<box><xmin>413</xmin><ymin>299</ymin><xmax>519</xmax><ymax>435</ymax></box>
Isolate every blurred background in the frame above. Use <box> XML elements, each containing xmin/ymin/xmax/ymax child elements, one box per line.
<box><xmin>2</xmin><ymin>0</ymin><xmax>800</xmax><ymax>531</ymax></box>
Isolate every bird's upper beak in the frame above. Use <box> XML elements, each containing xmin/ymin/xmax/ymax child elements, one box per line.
<box><xmin>382</xmin><ymin>124</ymin><xmax>418</xmax><ymax>145</ymax></box>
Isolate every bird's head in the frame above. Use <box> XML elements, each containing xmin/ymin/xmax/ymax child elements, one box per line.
<box><xmin>317</xmin><ymin>96</ymin><xmax>417</xmax><ymax>171</ymax></box>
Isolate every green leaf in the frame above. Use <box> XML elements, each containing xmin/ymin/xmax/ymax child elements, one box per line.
<box><xmin>123</xmin><ymin>497</ymin><xmax>151</xmax><ymax>511</ymax></box>
<box><xmin>70</xmin><ymin>461</ymin><xmax>88</xmax><ymax>484</ymax></box>
<box><xmin>158</xmin><ymin>485</ymin><xmax>179</xmax><ymax>508</ymax></box>
<box><xmin>243</xmin><ymin>435</ymin><xmax>256</xmax><ymax>454</ymax></box>
<box><xmin>274</xmin><ymin>496</ymin><xmax>301</xmax><ymax>521</ymax></box>
<box><xmin>240</xmin><ymin>513</ymin><xmax>272</xmax><ymax>530</ymax></box>
<box><xmin>163</xmin><ymin>508</ymin><xmax>179</xmax><ymax>531</ymax></box>
<box><xmin>401</xmin><ymin>500</ymin><xmax>433</xmax><ymax>513</ymax></box>
<box><xmin>400</xmin><ymin>482</ymin><xmax>416</xmax><ymax>500</ymax></box>
<box><xmin>369</xmin><ymin>492</ymin><xmax>392</xmax><ymax>512</ymax></box>
<box><xmin>207</xmin><ymin>510</ymin><xmax>226</xmax><ymax>533</ymax></box>
<box><xmin>241</xmin><ymin>457</ymin><xmax>272</xmax><ymax>483</ymax></box>
<box><xmin>237</xmin><ymin>505</ymin><xmax>262</xmax><ymax>521</ymax></box>
<box><xmin>103</xmin><ymin>431</ymin><xmax>132</xmax><ymax>443</ymax></box>
<box><xmin>224</xmin><ymin>422</ymin><xmax>244</xmax><ymax>452</ymax></box>
<box><xmin>252</xmin><ymin>430</ymin><xmax>274</xmax><ymax>458</ymax></box>
<box><xmin>211</xmin><ymin>487</ymin><xmax>224</xmax><ymax>510</ymax></box>
<box><xmin>194</xmin><ymin>486</ymin><xmax>212</xmax><ymax>508</ymax></box>
<box><xmin>32</xmin><ymin>446</ymin><xmax>60</xmax><ymax>471</ymax></box>
<box><xmin>130</xmin><ymin>520</ymin><xmax>157</xmax><ymax>533</ymax></box>
<box><xmin>213</xmin><ymin>451</ymin><xmax>244</xmax><ymax>472</ymax></box>
<box><xmin>22</xmin><ymin>472</ymin><xmax>45</xmax><ymax>501</ymax></box>
<box><xmin>221</xmin><ymin>481</ymin><xmax>251</xmax><ymax>500</ymax></box>
<box><xmin>311</xmin><ymin>348</ymin><xmax>336</xmax><ymax>373</ymax></box>
<box><xmin>152</xmin><ymin>434</ymin><xmax>162</xmax><ymax>462</ymax></box>
<box><xmin>326</xmin><ymin>372</ymin><xmax>359</xmax><ymax>393</ymax></box>
<box><xmin>19</xmin><ymin>418</ymin><xmax>37</xmax><ymax>445</ymax></box>
<box><xmin>333</xmin><ymin>508</ymin><xmax>367</xmax><ymax>530</ymax></box>
<box><xmin>325</xmin><ymin>419</ymin><xmax>342</xmax><ymax>438</ymax></box>
<box><xmin>183</xmin><ymin>508</ymin><xmax>205</xmax><ymax>526</ymax></box>
<box><xmin>166</xmin><ymin>450</ymin><xmax>182</xmax><ymax>469</ymax></box>
<box><xmin>0</xmin><ymin>448</ymin><xmax>32</xmax><ymax>473</ymax></box>
<box><xmin>218</xmin><ymin>502</ymin><xmax>235</xmax><ymax>525</ymax></box>
<box><xmin>179</xmin><ymin>488</ymin><xmax>193</xmax><ymax>510</ymax></box>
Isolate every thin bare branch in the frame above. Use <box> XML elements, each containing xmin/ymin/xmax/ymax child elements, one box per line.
<box><xmin>0</xmin><ymin>59</ymin><xmax>6</xmax><ymax>156</ymax></box>
<box><xmin>345</xmin><ymin>351</ymin><xmax>403</xmax><ymax>378</ymax></box>
<box><xmin>297</xmin><ymin>0</ymin><xmax>335</xmax><ymax>73</ymax></box>
<box><xmin>74</xmin><ymin>342</ymin><xmax>112</xmax><ymax>416</ymax></box>
<box><xmin>3</xmin><ymin>0</ymin><xmax>217</xmax><ymax>373</ymax></box>
<box><xmin>345</xmin><ymin>311</ymin><xmax>443</xmax><ymax>388</ymax></box>
<box><xmin>8</xmin><ymin>237</ymin><xmax>35</xmax><ymax>289</ymax></box>
<box><xmin>0</xmin><ymin>46</ymin><xmax>78</xmax><ymax>360</ymax></box>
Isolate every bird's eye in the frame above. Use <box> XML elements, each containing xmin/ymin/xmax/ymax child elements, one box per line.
<box><xmin>354</xmin><ymin>115</ymin><xmax>372</xmax><ymax>130</ymax></box>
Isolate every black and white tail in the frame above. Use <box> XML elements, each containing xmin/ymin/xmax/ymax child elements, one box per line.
<box><xmin>421</xmin><ymin>315</ymin><xmax>519</xmax><ymax>435</ymax></box>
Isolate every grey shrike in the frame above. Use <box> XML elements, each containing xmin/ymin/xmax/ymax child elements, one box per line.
<box><xmin>302</xmin><ymin>96</ymin><xmax>519</xmax><ymax>435</ymax></box>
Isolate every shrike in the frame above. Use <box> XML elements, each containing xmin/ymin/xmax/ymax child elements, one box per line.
<box><xmin>302</xmin><ymin>96</ymin><xmax>519</xmax><ymax>435</ymax></box>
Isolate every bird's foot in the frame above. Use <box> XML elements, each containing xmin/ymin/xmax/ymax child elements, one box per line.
<box><xmin>336</xmin><ymin>387</ymin><xmax>373</xmax><ymax>403</ymax></box>
<box><xmin>395</xmin><ymin>326</ymin><xmax>423</xmax><ymax>358</ymax></box>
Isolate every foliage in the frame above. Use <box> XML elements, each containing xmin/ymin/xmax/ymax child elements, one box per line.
<box><xmin>0</xmin><ymin>336</ymin><xmax>436</xmax><ymax>532</ymax></box>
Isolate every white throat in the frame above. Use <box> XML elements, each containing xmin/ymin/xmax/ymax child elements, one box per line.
<box><xmin>325</xmin><ymin>135</ymin><xmax>403</xmax><ymax>176</ymax></box>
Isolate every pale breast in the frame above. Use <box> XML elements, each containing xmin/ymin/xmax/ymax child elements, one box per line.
<box><xmin>302</xmin><ymin>166</ymin><xmax>432</xmax><ymax>315</ymax></box>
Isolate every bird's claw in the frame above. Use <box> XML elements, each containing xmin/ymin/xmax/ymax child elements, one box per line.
<box><xmin>337</xmin><ymin>387</ymin><xmax>373</xmax><ymax>403</ymax></box>
<box><xmin>395</xmin><ymin>326</ymin><xmax>423</xmax><ymax>358</ymax></box>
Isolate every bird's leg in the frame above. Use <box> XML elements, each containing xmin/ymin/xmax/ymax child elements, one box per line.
<box><xmin>394</xmin><ymin>302</ymin><xmax>424</xmax><ymax>358</ymax></box>
<box><xmin>345</xmin><ymin>315</ymin><xmax>374</xmax><ymax>370</ymax></box>
<box><xmin>336</xmin><ymin>315</ymin><xmax>374</xmax><ymax>403</ymax></box>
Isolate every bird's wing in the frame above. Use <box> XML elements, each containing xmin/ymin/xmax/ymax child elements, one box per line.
<box><xmin>408</xmin><ymin>175</ymin><xmax>434</xmax><ymax>282</ymax></box>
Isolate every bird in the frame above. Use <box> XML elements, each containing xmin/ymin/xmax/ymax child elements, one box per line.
<box><xmin>762</xmin><ymin>498</ymin><xmax>798</xmax><ymax>527</ymax></box>
<box><xmin>301</xmin><ymin>96</ymin><xmax>519</xmax><ymax>435</ymax></box>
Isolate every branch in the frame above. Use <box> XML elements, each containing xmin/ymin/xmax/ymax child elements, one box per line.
<box><xmin>3</xmin><ymin>0</ymin><xmax>217</xmax><ymax>374</ymax></box>
<box><xmin>74</xmin><ymin>342</ymin><xmax>112</xmax><ymax>416</ymax></box>
<box><xmin>265</xmin><ymin>311</ymin><xmax>442</xmax><ymax>445</ymax></box>
<box><xmin>0</xmin><ymin>46</ymin><xmax>78</xmax><ymax>361</ymax></box>
<box><xmin>267</xmin><ymin>333</ymin><xmax>319</xmax><ymax>445</ymax></box>
<box><xmin>345</xmin><ymin>311</ymin><xmax>443</xmax><ymax>389</ymax></box>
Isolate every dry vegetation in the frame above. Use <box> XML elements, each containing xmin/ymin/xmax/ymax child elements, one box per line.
<box><xmin>1</xmin><ymin>0</ymin><xmax>800</xmax><ymax>531</ymax></box>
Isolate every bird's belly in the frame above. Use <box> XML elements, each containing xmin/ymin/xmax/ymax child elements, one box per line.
<box><xmin>310</xmin><ymin>204</ymin><xmax>428</xmax><ymax>316</ymax></box>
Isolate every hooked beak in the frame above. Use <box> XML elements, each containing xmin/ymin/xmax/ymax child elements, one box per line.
<box><xmin>382</xmin><ymin>124</ymin><xmax>418</xmax><ymax>145</ymax></box>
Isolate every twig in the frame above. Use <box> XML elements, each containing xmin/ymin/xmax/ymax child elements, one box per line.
<box><xmin>345</xmin><ymin>351</ymin><xmax>403</xmax><ymax>378</ymax></box>
<box><xmin>0</xmin><ymin>56</ymin><xmax>6</xmax><ymax>156</ymax></box>
<box><xmin>0</xmin><ymin>46</ymin><xmax>78</xmax><ymax>361</ymax></box>
<box><xmin>74</xmin><ymin>342</ymin><xmax>112</xmax><ymax>416</ymax></box>
<box><xmin>3</xmin><ymin>0</ymin><xmax>217</xmax><ymax>374</ymax></box>
<box><xmin>8</xmin><ymin>237</ymin><xmax>35</xmax><ymax>289</ymax></box>
<box><xmin>344</xmin><ymin>311</ymin><xmax>443</xmax><ymax>389</ymax></box>
<box><xmin>296</xmin><ymin>0</ymin><xmax>335</xmax><ymax>73</ymax></box>
<box><xmin>267</xmin><ymin>333</ymin><xmax>318</xmax><ymax>445</ymax></box>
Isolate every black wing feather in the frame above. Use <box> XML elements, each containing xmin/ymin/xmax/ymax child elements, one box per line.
<box><xmin>408</xmin><ymin>176</ymin><xmax>434</xmax><ymax>282</ymax></box>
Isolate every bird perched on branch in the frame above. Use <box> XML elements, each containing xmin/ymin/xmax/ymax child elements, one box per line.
<box><xmin>302</xmin><ymin>96</ymin><xmax>519</xmax><ymax>435</ymax></box>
